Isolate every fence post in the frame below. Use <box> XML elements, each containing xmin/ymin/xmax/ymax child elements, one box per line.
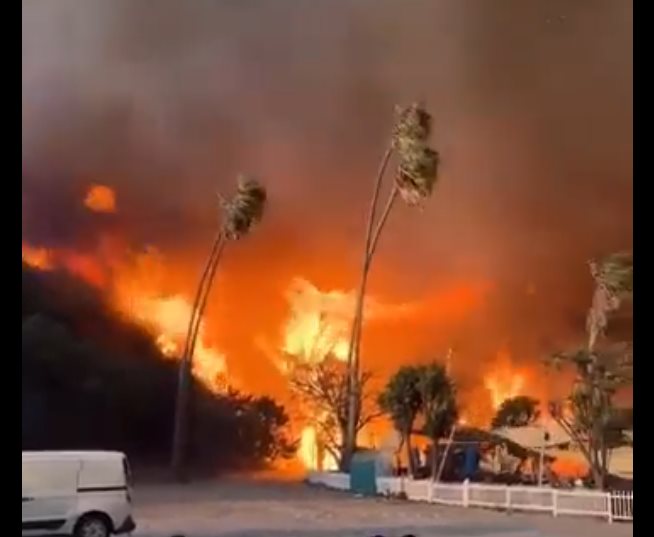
<box><xmin>505</xmin><ymin>486</ymin><xmax>512</xmax><ymax>513</ymax></box>
<box><xmin>552</xmin><ymin>489</ymin><xmax>558</xmax><ymax>518</ymax></box>
<box><xmin>607</xmin><ymin>492</ymin><xmax>613</xmax><ymax>524</ymax></box>
<box><xmin>463</xmin><ymin>479</ymin><xmax>470</xmax><ymax>508</ymax></box>
<box><xmin>427</xmin><ymin>479</ymin><xmax>433</xmax><ymax>503</ymax></box>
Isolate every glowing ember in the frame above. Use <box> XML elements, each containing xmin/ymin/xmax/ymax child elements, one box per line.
<box><xmin>22</xmin><ymin>242</ymin><xmax>54</xmax><ymax>270</ymax></box>
<box><xmin>84</xmin><ymin>184</ymin><xmax>117</xmax><ymax>213</ymax></box>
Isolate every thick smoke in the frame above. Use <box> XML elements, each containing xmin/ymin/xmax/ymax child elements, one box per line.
<box><xmin>22</xmin><ymin>1</ymin><xmax>632</xmax><ymax>400</ymax></box>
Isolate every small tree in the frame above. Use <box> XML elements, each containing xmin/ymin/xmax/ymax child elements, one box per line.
<box><xmin>290</xmin><ymin>356</ymin><xmax>378</xmax><ymax>470</ymax></box>
<box><xmin>491</xmin><ymin>396</ymin><xmax>540</xmax><ymax>429</ymax></box>
<box><xmin>548</xmin><ymin>252</ymin><xmax>632</xmax><ymax>489</ymax></box>
<box><xmin>417</xmin><ymin>363</ymin><xmax>458</xmax><ymax>480</ymax></box>
<box><xmin>377</xmin><ymin>365</ymin><xmax>422</xmax><ymax>477</ymax></box>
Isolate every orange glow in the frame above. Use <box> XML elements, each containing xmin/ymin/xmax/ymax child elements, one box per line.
<box><xmin>84</xmin><ymin>184</ymin><xmax>117</xmax><ymax>213</ymax></box>
<box><xmin>278</xmin><ymin>279</ymin><xmax>352</xmax><ymax>469</ymax></box>
<box><xmin>551</xmin><ymin>453</ymin><xmax>589</xmax><ymax>480</ymax></box>
<box><xmin>22</xmin><ymin>242</ymin><xmax>54</xmax><ymax>270</ymax></box>
<box><xmin>118</xmin><ymin>293</ymin><xmax>228</xmax><ymax>392</ymax></box>
<box><xmin>23</xmin><ymin>184</ymin><xmax>555</xmax><ymax>470</ymax></box>
<box><xmin>61</xmin><ymin>251</ymin><xmax>108</xmax><ymax>288</ymax></box>
<box><xmin>281</xmin><ymin>278</ymin><xmax>351</xmax><ymax>365</ymax></box>
<box><xmin>484</xmin><ymin>348</ymin><xmax>527</xmax><ymax>410</ymax></box>
<box><xmin>298</xmin><ymin>424</ymin><xmax>338</xmax><ymax>471</ymax></box>
<box><xmin>22</xmin><ymin>236</ymin><xmax>229</xmax><ymax>394</ymax></box>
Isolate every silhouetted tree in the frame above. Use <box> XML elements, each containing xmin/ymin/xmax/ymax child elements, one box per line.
<box><xmin>417</xmin><ymin>363</ymin><xmax>458</xmax><ymax>480</ymax></box>
<box><xmin>491</xmin><ymin>396</ymin><xmax>540</xmax><ymax>429</ymax></box>
<box><xmin>378</xmin><ymin>365</ymin><xmax>422</xmax><ymax>477</ymax></box>
<box><xmin>547</xmin><ymin>252</ymin><xmax>632</xmax><ymax>489</ymax></box>
<box><xmin>290</xmin><ymin>356</ymin><xmax>378</xmax><ymax>470</ymax></box>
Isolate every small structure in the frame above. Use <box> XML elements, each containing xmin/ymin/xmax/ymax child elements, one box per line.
<box><xmin>350</xmin><ymin>449</ymin><xmax>380</xmax><ymax>496</ymax></box>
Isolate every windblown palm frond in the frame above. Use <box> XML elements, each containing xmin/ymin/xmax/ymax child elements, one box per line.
<box><xmin>592</xmin><ymin>252</ymin><xmax>633</xmax><ymax>295</ymax></box>
<box><xmin>221</xmin><ymin>175</ymin><xmax>267</xmax><ymax>240</ymax></box>
<box><xmin>392</xmin><ymin>103</ymin><xmax>440</xmax><ymax>206</ymax></box>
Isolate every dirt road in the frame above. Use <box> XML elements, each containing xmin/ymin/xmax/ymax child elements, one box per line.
<box><xmin>131</xmin><ymin>478</ymin><xmax>632</xmax><ymax>537</ymax></box>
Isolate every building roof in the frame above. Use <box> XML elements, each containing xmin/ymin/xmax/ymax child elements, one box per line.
<box><xmin>492</xmin><ymin>423</ymin><xmax>571</xmax><ymax>449</ymax></box>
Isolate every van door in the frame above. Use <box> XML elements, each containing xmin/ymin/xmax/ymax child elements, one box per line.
<box><xmin>22</xmin><ymin>458</ymin><xmax>80</xmax><ymax>534</ymax></box>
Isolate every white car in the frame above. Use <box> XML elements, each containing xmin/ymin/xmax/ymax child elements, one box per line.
<box><xmin>22</xmin><ymin>451</ymin><xmax>136</xmax><ymax>537</ymax></box>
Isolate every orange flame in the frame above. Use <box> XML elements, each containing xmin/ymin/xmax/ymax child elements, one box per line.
<box><xmin>281</xmin><ymin>278</ymin><xmax>352</xmax><ymax>365</ymax></box>
<box><xmin>84</xmin><ymin>184</ymin><xmax>117</xmax><ymax>213</ymax></box>
<box><xmin>483</xmin><ymin>348</ymin><xmax>528</xmax><ymax>410</ymax></box>
<box><xmin>23</xmin><ymin>184</ymin><xmax>504</xmax><ymax>470</ymax></box>
<box><xmin>22</xmin><ymin>236</ymin><xmax>229</xmax><ymax>394</ymax></box>
<box><xmin>118</xmin><ymin>293</ymin><xmax>228</xmax><ymax>392</ymax></box>
<box><xmin>551</xmin><ymin>453</ymin><xmax>589</xmax><ymax>479</ymax></box>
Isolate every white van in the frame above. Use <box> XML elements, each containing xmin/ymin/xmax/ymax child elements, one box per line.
<box><xmin>22</xmin><ymin>451</ymin><xmax>136</xmax><ymax>537</ymax></box>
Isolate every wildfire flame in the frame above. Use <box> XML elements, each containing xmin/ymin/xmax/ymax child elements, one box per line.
<box><xmin>24</xmin><ymin>184</ymin><xmax>544</xmax><ymax>471</ymax></box>
<box><xmin>23</xmin><ymin>235</ymin><xmax>229</xmax><ymax>394</ymax></box>
<box><xmin>484</xmin><ymin>348</ymin><xmax>527</xmax><ymax>410</ymax></box>
<box><xmin>282</xmin><ymin>278</ymin><xmax>352</xmax><ymax>365</ymax></box>
<box><xmin>279</xmin><ymin>278</ymin><xmax>430</xmax><ymax>470</ymax></box>
<box><xmin>298</xmin><ymin>424</ymin><xmax>339</xmax><ymax>472</ymax></box>
<box><xmin>120</xmin><ymin>294</ymin><xmax>228</xmax><ymax>392</ymax></box>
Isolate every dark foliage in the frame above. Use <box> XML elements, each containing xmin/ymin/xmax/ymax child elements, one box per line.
<box><xmin>491</xmin><ymin>396</ymin><xmax>540</xmax><ymax>429</ymax></box>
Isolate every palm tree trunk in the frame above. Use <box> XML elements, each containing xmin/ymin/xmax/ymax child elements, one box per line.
<box><xmin>344</xmin><ymin>185</ymin><xmax>400</xmax><ymax>472</ymax></box>
<box><xmin>187</xmin><ymin>238</ymin><xmax>226</xmax><ymax>367</ymax></box>
<box><xmin>171</xmin><ymin>233</ymin><xmax>225</xmax><ymax>479</ymax></box>
<box><xmin>343</xmin><ymin>146</ymin><xmax>392</xmax><ymax>470</ymax></box>
<box><xmin>182</xmin><ymin>236</ymin><xmax>227</xmax><ymax>471</ymax></box>
<box><xmin>350</xmin><ymin>184</ymin><xmax>400</xmax><ymax>353</ymax></box>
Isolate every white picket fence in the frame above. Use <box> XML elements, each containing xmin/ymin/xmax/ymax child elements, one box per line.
<box><xmin>307</xmin><ymin>472</ymin><xmax>633</xmax><ymax>523</ymax></box>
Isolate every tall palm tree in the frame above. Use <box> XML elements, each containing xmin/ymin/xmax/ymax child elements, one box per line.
<box><xmin>171</xmin><ymin>175</ymin><xmax>266</xmax><ymax>480</ymax></box>
<box><xmin>343</xmin><ymin>103</ymin><xmax>440</xmax><ymax>468</ymax></box>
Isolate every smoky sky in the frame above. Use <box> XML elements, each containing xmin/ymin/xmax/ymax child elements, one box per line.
<box><xmin>22</xmin><ymin>0</ymin><xmax>632</xmax><ymax>386</ymax></box>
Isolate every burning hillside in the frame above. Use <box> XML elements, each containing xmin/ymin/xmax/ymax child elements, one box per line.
<box><xmin>23</xmin><ymin>183</ymin><xmax>546</xmax><ymax>471</ymax></box>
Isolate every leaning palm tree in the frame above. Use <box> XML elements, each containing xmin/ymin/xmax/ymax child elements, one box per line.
<box><xmin>171</xmin><ymin>175</ymin><xmax>266</xmax><ymax>479</ymax></box>
<box><xmin>343</xmin><ymin>103</ymin><xmax>440</xmax><ymax>469</ymax></box>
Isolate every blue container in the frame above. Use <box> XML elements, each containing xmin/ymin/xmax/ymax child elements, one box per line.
<box><xmin>349</xmin><ymin>450</ymin><xmax>378</xmax><ymax>496</ymax></box>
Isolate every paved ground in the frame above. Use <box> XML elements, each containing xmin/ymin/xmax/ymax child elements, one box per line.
<box><xmin>131</xmin><ymin>478</ymin><xmax>632</xmax><ymax>537</ymax></box>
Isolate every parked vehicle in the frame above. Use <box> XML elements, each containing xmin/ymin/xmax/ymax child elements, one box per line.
<box><xmin>22</xmin><ymin>451</ymin><xmax>136</xmax><ymax>537</ymax></box>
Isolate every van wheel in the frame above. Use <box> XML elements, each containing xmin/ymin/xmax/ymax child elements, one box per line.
<box><xmin>74</xmin><ymin>514</ymin><xmax>111</xmax><ymax>537</ymax></box>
